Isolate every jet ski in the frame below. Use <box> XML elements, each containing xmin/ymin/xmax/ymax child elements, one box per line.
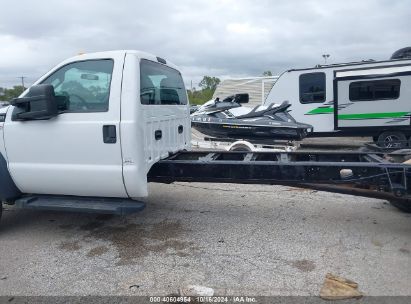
<box><xmin>191</xmin><ymin>94</ymin><xmax>313</xmax><ymax>140</ymax></box>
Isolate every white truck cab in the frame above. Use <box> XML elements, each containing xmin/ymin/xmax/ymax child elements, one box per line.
<box><xmin>0</xmin><ymin>51</ymin><xmax>190</xmax><ymax>200</ymax></box>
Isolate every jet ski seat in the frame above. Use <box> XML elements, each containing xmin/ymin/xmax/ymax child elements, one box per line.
<box><xmin>233</xmin><ymin>101</ymin><xmax>290</xmax><ymax>119</ymax></box>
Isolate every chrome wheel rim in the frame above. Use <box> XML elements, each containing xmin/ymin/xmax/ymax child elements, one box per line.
<box><xmin>384</xmin><ymin>135</ymin><xmax>402</xmax><ymax>148</ymax></box>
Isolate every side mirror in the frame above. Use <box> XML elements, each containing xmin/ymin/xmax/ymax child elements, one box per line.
<box><xmin>234</xmin><ymin>93</ymin><xmax>249</xmax><ymax>104</ymax></box>
<box><xmin>11</xmin><ymin>84</ymin><xmax>58</xmax><ymax>121</ymax></box>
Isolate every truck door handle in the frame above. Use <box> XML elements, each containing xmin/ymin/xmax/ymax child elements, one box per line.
<box><xmin>155</xmin><ymin>130</ymin><xmax>162</xmax><ymax>140</ymax></box>
<box><xmin>103</xmin><ymin>125</ymin><xmax>117</xmax><ymax>144</ymax></box>
<box><xmin>178</xmin><ymin>125</ymin><xmax>184</xmax><ymax>134</ymax></box>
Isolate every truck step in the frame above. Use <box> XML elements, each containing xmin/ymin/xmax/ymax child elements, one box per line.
<box><xmin>15</xmin><ymin>195</ymin><xmax>145</xmax><ymax>215</ymax></box>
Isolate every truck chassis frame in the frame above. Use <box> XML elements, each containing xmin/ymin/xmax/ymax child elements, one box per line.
<box><xmin>148</xmin><ymin>150</ymin><xmax>411</xmax><ymax>212</ymax></box>
<box><xmin>2</xmin><ymin>151</ymin><xmax>411</xmax><ymax>217</ymax></box>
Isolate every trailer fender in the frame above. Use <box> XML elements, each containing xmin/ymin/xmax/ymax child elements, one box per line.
<box><xmin>0</xmin><ymin>152</ymin><xmax>22</xmax><ymax>202</ymax></box>
<box><xmin>228</xmin><ymin>141</ymin><xmax>255</xmax><ymax>152</ymax></box>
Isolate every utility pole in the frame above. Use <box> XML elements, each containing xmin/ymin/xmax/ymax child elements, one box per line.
<box><xmin>18</xmin><ymin>76</ymin><xmax>26</xmax><ymax>90</ymax></box>
<box><xmin>322</xmin><ymin>54</ymin><xmax>330</xmax><ymax>64</ymax></box>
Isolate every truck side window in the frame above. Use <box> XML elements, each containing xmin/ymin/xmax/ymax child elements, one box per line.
<box><xmin>41</xmin><ymin>59</ymin><xmax>114</xmax><ymax>112</ymax></box>
<box><xmin>140</xmin><ymin>59</ymin><xmax>187</xmax><ymax>105</ymax></box>
<box><xmin>349</xmin><ymin>79</ymin><xmax>401</xmax><ymax>101</ymax></box>
<box><xmin>299</xmin><ymin>72</ymin><xmax>326</xmax><ymax>103</ymax></box>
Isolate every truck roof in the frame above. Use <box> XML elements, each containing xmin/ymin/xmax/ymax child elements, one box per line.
<box><xmin>60</xmin><ymin>50</ymin><xmax>180</xmax><ymax>71</ymax></box>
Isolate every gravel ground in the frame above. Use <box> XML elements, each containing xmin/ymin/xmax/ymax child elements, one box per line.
<box><xmin>0</xmin><ymin>182</ymin><xmax>410</xmax><ymax>296</ymax></box>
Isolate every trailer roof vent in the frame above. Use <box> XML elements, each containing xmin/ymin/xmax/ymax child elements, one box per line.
<box><xmin>390</xmin><ymin>47</ymin><xmax>411</xmax><ymax>60</ymax></box>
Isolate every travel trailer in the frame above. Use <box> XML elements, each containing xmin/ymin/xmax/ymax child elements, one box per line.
<box><xmin>264</xmin><ymin>47</ymin><xmax>411</xmax><ymax>147</ymax></box>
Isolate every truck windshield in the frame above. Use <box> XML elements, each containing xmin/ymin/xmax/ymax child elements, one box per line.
<box><xmin>140</xmin><ymin>59</ymin><xmax>187</xmax><ymax>105</ymax></box>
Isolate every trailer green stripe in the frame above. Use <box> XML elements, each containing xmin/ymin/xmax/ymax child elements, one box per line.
<box><xmin>306</xmin><ymin>107</ymin><xmax>410</xmax><ymax>119</ymax></box>
<box><xmin>306</xmin><ymin>107</ymin><xmax>334</xmax><ymax>115</ymax></box>
<box><xmin>338</xmin><ymin>112</ymin><xmax>410</xmax><ymax>120</ymax></box>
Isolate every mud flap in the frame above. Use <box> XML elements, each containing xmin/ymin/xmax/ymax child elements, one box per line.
<box><xmin>0</xmin><ymin>153</ymin><xmax>21</xmax><ymax>201</ymax></box>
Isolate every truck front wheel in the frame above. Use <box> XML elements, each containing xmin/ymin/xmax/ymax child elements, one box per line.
<box><xmin>377</xmin><ymin>131</ymin><xmax>407</xmax><ymax>149</ymax></box>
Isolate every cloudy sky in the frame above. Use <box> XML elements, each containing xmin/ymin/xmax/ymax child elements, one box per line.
<box><xmin>0</xmin><ymin>0</ymin><xmax>409</xmax><ymax>88</ymax></box>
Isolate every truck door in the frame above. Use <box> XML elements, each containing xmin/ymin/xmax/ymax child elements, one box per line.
<box><xmin>120</xmin><ymin>55</ymin><xmax>191</xmax><ymax>198</ymax></box>
<box><xmin>4</xmin><ymin>56</ymin><xmax>128</xmax><ymax>197</ymax></box>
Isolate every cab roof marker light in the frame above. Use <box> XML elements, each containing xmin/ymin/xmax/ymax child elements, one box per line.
<box><xmin>157</xmin><ymin>57</ymin><xmax>167</xmax><ymax>64</ymax></box>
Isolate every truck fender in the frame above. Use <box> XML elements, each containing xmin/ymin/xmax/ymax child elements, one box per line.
<box><xmin>0</xmin><ymin>152</ymin><xmax>22</xmax><ymax>202</ymax></box>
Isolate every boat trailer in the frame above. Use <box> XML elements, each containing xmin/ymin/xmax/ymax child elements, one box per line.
<box><xmin>148</xmin><ymin>150</ymin><xmax>411</xmax><ymax>212</ymax></box>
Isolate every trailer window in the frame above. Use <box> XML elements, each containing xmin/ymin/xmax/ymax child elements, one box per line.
<box><xmin>349</xmin><ymin>79</ymin><xmax>401</xmax><ymax>101</ymax></box>
<box><xmin>299</xmin><ymin>72</ymin><xmax>326</xmax><ymax>103</ymax></box>
<box><xmin>140</xmin><ymin>59</ymin><xmax>187</xmax><ymax>105</ymax></box>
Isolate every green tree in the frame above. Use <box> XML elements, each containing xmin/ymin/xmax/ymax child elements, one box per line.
<box><xmin>188</xmin><ymin>76</ymin><xmax>221</xmax><ymax>105</ymax></box>
<box><xmin>0</xmin><ymin>85</ymin><xmax>25</xmax><ymax>101</ymax></box>
<box><xmin>262</xmin><ymin>71</ymin><xmax>273</xmax><ymax>76</ymax></box>
<box><xmin>198</xmin><ymin>76</ymin><xmax>220</xmax><ymax>91</ymax></box>
<box><xmin>187</xmin><ymin>88</ymin><xmax>215</xmax><ymax>105</ymax></box>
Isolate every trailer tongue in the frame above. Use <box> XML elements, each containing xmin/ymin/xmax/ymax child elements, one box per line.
<box><xmin>148</xmin><ymin>151</ymin><xmax>411</xmax><ymax>213</ymax></box>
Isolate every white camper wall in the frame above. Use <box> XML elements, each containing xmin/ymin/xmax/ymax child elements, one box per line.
<box><xmin>264</xmin><ymin>68</ymin><xmax>336</xmax><ymax>133</ymax></box>
<box><xmin>335</xmin><ymin>65</ymin><xmax>411</xmax><ymax>128</ymax></box>
<box><xmin>265</xmin><ymin>59</ymin><xmax>411</xmax><ymax>135</ymax></box>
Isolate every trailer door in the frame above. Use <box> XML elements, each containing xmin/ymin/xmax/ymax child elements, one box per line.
<box><xmin>335</xmin><ymin>66</ymin><xmax>411</xmax><ymax>129</ymax></box>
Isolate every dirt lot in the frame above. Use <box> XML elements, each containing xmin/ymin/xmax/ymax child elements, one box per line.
<box><xmin>0</xmin><ymin>182</ymin><xmax>410</xmax><ymax>296</ymax></box>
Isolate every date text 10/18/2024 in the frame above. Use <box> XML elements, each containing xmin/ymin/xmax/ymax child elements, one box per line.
<box><xmin>150</xmin><ymin>296</ymin><xmax>257</xmax><ymax>303</ymax></box>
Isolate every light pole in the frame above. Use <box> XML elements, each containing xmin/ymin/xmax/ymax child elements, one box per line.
<box><xmin>322</xmin><ymin>54</ymin><xmax>330</xmax><ymax>64</ymax></box>
<box><xmin>18</xmin><ymin>76</ymin><xmax>26</xmax><ymax>90</ymax></box>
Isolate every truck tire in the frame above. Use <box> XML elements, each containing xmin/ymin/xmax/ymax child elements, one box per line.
<box><xmin>389</xmin><ymin>199</ymin><xmax>411</xmax><ymax>213</ymax></box>
<box><xmin>377</xmin><ymin>131</ymin><xmax>407</xmax><ymax>149</ymax></box>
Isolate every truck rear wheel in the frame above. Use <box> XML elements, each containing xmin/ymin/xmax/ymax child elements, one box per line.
<box><xmin>389</xmin><ymin>199</ymin><xmax>411</xmax><ymax>213</ymax></box>
<box><xmin>377</xmin><ymin>131</ymin><xmax>407</xmax><ymax>149</ymax></box>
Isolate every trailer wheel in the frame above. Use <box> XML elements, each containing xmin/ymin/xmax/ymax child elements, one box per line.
<box><xmin>389</xmin><ymin>199</ymin><xmax>411</xmax><ymax>213</ymax></box>
<box><xmin>377</xmin><ymin>131</ymin><xmax>407</xmax><ymax>149</ymax></box>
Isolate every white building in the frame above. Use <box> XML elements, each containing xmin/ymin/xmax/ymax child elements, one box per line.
<box><xmin>213</xmin><ymin>76</ymin><xmax>278</xmax><ymax>108</ymax></box>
